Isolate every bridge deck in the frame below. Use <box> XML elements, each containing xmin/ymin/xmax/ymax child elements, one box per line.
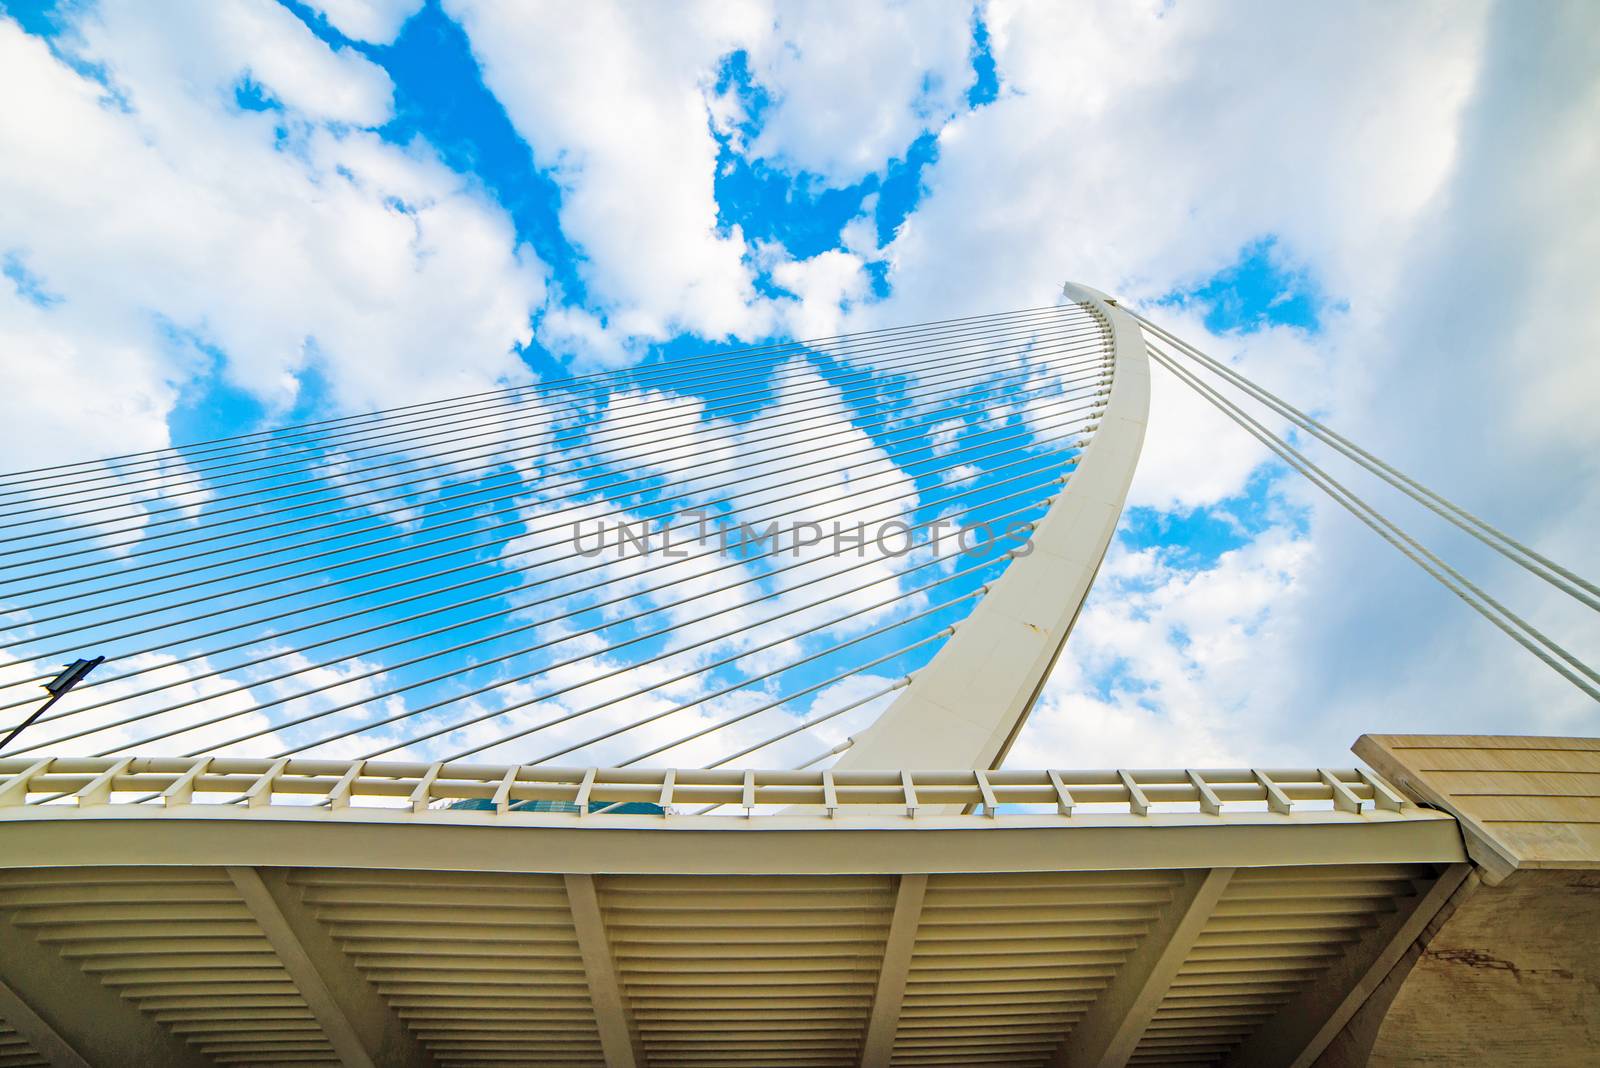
<box><xmin>0</xmin><ymin>757</ymin><xmax>1469</xmax><ymax>1068</ymax></box>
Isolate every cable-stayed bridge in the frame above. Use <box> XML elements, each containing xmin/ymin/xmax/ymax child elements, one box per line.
<box><xmin>0</xmin><ymin>285</ymin><xmax>1594</xmax><ymax>1067</ymax></box>
<box><xmin>0</xmin><ymin>296</ymin><xmax>1125</xmax><ymax>771</ymax></box>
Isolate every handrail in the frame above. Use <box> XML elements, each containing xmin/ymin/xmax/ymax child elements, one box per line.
<box><xmin>0</xmin><ymin>755</ymin><xmax>1413</xmax><ymax>819</ymax></box>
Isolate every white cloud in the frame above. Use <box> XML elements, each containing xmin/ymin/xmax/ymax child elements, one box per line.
<box><xmin>0</xmin><ymin>287</ymin><xmax>178</xmax><ymax>473</ymax></box>
<box><xmin>536</xmin><ymin>305</ymin><xmax>635</xmax><ymax>370</ymax></box>
<box><xmin>445</xmin><ymin>0</ymin><xmax>772</xmax><ymax>344</ymax></box>
<box><xmin>88</xmin><ymin>0</ymin><xmax>398</xmax><ymax>127</ymax></box>
<box><xmin>0</xmin><ymin>648</ymin><xmax>285</xmax><ymax>758</ymax></box>
<box><xmin>1010</xmin><ymin>524</ymin><xmax>1310</xmax><ymax>770</ymax></box>
<box><xmin>2</xmin><ymin>0</ymin><xmax>1594</xmax><ymax>777</ymax></box>
<box><xmin>0</xmin><ymin>1</ymin><xmax>546</xmax><ymax>471</ymax></box>
<box><xmin>769</xmin><ymin>248</ymin><xmax>872</xmax><ymax>339</ymax></box>
<box><xmin>877</xmin><ymin>1</ymin><xmax>1483</xmax><ymax>329</ymax></box>
<box><xmin>863</xmin><ymin>0</ymin><xmax>1599</xmax><ymax>767</ymax></box>
<box><xmin>1125</xmin><ymin>308</ymin><xmax>1329</xmax><ymax>512</ymax></box>
<box><xmin>302</xmin><ymin>0</ymin><xmax>424</xmax><ymax>45</ymax></box>
<box><xmin>444</xmin><ymin>0</ymin><xmax>978</xmax><ymax>353</ymax></box>
<box><xmin>741</xmin><ymin>1</ymin><xmax>975</xmax><ymax>185</ymax></box>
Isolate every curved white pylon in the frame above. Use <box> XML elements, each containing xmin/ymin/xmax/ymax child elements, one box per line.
<box><xmin>833</xmin><ymin>282</ymin><xmax>1149</xmax><ymax>771</ymax></box>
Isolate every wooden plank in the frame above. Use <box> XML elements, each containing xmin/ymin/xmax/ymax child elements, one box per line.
<box><xmin>1382</xmin><ymin>747</ymin><xmax>1600</xmax><ymax>774</ymax></box>
<box><xmin>1356</xmin><ymin>734</ymin><xmax>1600</xmax><ymax>883</ymax></box>
<box><xmin>1452</xmin><ymin>795</ymin><xmax>1600</xmax><ymax>821</ymax></box>
<box><xmin>1469</xmin><ymin>821</ymin><xmax>1600</xmax><ymax>870</ymax></box>
<box><xmin>1371</xmin><ymin>735</ymin><xmax>1600</xmax><ymax>751</ymax></box>
<box><xmin>1424</xmin><ymin>753</ymin><xmax>1600</xmax><ymax>776</ymax></box>
<box><xmin>1424</xmin><ymin>769</ymin><xmax>1600</xmax><ymax>795</ymax></box>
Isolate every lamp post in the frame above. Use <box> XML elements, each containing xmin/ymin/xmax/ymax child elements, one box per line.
<box><xmin>0</xmin><ymin>656</ymin><xmax>104</xmax><ymax>754</ymax></box>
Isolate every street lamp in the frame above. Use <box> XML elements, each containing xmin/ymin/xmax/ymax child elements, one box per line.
<box><xmin>0</xmin><ymin>656</ymin><xmax>104</xmax><ymax>754</ymax></box>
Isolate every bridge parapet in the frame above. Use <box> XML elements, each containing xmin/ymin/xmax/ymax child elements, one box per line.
<box><xmin>1</xmin><ymin>754</ymin><xmax>1423</xmax><ymax>821</ymax></box>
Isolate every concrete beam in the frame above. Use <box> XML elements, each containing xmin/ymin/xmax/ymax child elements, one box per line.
<box><xmin>564</xmin><ymin>874</ymin><xmax>639</xmax><ymax>1068</ymax></box>
<box><xmin>227</xmin><ymin>867</ymin><xmax>434</xmax><ymax>1068</ymax></box>
<box><xmin>860</xmin><ymin>873</ymin><xmax>929</xmax><ymax>1067</ymax></box>
<box><xmin>0</xmin><ymin>808</ymin><xmax>1468</xmax><ymax>877</ymax></box>
<box><xmin>1054</xmin><ymin>867</ymin><xmax>1235</xmax><ymax>1067</ymax></box>
<box><xmin>0</xmin><ymin>975</ymin><xmax>91</xmax><ymax>1068</ymax></box>
<box><xmin>1223</xmin><ymin>862</ymin><xmax>1472</xmax><ymax>1068</ymax></box>
<box><xmin>0</xmin><ymin>910</ymin><xmax>213</xmax><ymax>1068</ymax></box>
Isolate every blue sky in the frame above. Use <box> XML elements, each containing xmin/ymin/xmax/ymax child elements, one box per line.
<box><xmin>168</xmin><ymin>0</ymin><xmax>1320</xmax><ymax>518</ymax></box>
<box><xmin>148</xmin><ymin>0</ymin><xmax>977</xmax><ymax>430</ymax></box>
<box><xmin>1</xmin><ymin>0</ymin><xmax>1594</xmax><ymax>768</ymax></box>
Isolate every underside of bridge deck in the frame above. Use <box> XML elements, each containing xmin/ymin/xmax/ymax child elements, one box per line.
<box><xmin>0</xmin><ymin>735</ymin><xmax>1594</xmax><ymax>1068</ymax></box>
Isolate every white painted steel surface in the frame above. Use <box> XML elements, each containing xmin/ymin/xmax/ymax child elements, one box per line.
<box><xmin>835</xmin><ymin>284</ymin><xmax>1149</xmax><ymax>772</ymax></box>
<box><xmin>0</xmin><ymin>755</ymin><xmax>1469</xmax><ymax>1068</ymax></box>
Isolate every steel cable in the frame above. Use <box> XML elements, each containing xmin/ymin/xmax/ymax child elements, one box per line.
<box><xmin>10</xmin><ymin>406</ymin><xmax>1090</xmax><ymax>749</ymax></box>
<box><xmin>1147</xmin><ymin>341</ymin><xmax>1600</xmax><ymax>702</ymax></box>
<box><xmin>0</xmin><ymin>334</ymin><xmax>1107</xmax><ymax>608</ymax></box>
<box><xmin>1131</xmin><ymin>307</ymin><xmax>1600</xmax><ymax>613</ymax></box>
<box><xmin>0</xmin><ymin>400</ymin><xmax>1102</xmax><ymax>733</ymax></box>
<box><xmin>0</xmin><ymin>308</ymin><xmax>1092</xmax><ymax>529</ymax></box>
<box><xmin>359</xmin><ymin>522</ymin><xmax>1027</xmax><ymax>763</ymax></box>
<box><xmin>0</xmin><ymin>316</ymin><xmax>1100</xmax><ymax>566</ymax></box>
<box><xmin>91</xmin><ymin>467</ymin><xmax>1065</xmax><ymax>758</ymax></box>
<box><xmin>0</xmin><ymin>342</ymin><xmax>1108</xmax><ymax>667</ymax></box>
<box><xmin>0</xmin><ymin>302</ymin><xmax>1080</xmax><ymax>487</ymax></box>
<box><xmin>1</xmin><ymin>397</ymin><xmax>1096</xmax><ymax>739</ymax></box>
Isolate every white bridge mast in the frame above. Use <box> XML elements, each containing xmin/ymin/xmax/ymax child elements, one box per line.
<box><xmin>834</xmin><ymin>282</ymin><xmax>1149</xmax><ymax>771</ymax></box>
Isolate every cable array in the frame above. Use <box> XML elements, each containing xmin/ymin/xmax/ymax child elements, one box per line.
<box><xmin>1138</xmin><ymin>315</ymin><xmax>1598</xmax><ymax>703</ymax></box>
<box><xmin>5</xmin><ymin>285</ymin><xmax>1584</xmax><ymax>789</ymax></box>
<box><xmin>0</xmin><ymin>303</ymin><xmax>1113</xmax><ymax>772</ymax></box>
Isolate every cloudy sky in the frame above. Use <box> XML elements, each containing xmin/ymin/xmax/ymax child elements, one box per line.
<box><xmin>0</xmin><ymin>0</ymin><xmax>1595</xmax><ymax>769</ymax></box>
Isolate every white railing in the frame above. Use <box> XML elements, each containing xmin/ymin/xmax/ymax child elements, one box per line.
<box><xmin>0</xmin><ymin>755</ymin><xmax>1410</xmax><ymax>819</ymax></box>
